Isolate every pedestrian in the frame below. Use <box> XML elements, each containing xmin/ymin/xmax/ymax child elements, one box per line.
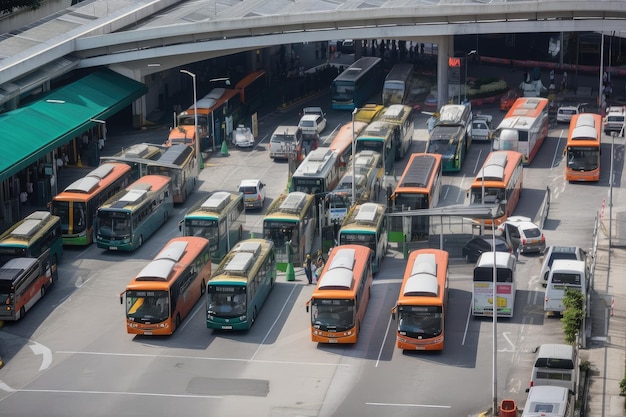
<box><xmin>304</xmin><ymin>254</ymin><xmax>313</xmax><ymax>285</ymax></box>
<box><xmin>561</xmin><ymin>71</ymin><xmax>567</xmax><ymax>92</ymax></box>
<box><xmin>549</xmin><ymin>69</ymin><xmax>555</xmax><ymax>84</ymax></box>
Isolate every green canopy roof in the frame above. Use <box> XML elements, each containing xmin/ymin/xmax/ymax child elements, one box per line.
<box><xmin>0</xmin><ymin>69</ymin><xmax>147</xmax><ymax>182</ymax></box>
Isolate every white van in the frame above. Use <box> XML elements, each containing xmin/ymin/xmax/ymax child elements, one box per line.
<box><xmin>544</xmin><ymin>259</ymin><xmax>586</xmax><ymax>315</ymax></box>
<box><xmin>530</xmin><ymin>343</ymin><xmax>577</xmax><ymax>394</ymax></box>
<box><xmin>522</xmin><ymin>386</ymin><xmax>572</xmax><ymax>417</ymax></box>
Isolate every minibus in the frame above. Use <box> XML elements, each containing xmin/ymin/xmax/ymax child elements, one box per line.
<box><xmin>530</xmin><ymin>343</ymin><xmax>577</xmax><ymax>394</ymax></box>
<box><xmin>544</xmin><ymin>260</ymin><xmax>586</xmax><ymax>315</ymax></box>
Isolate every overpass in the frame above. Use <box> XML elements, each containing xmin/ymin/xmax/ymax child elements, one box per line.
<box><xmin>1</xmin><ymin>0</ymin><xmax>626</xmax><ymax>115</ymax></box>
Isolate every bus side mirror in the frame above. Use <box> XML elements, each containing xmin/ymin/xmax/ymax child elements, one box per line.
<box><xmin>178</xmin><ymin>220</ymin><xmax>183</xmax><ymax>232</ymax></box>
<box><xmin>306</xmin><ymin>300</ymin><xmax>310</xmax><ymax>313</ymax></box>
<box><xmin>119</xmin><ymin>292</ymin><xmax>124</xmax><ymax>305</ymax></box>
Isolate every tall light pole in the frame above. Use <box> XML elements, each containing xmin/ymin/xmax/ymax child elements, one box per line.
<box><xmin>180</xmin><ymin>69</ymin><xmax>202</xmax><ymax>174</ymax></box>
<box><xmin>209</xmin><ymin>77</ymin><xmax>231</xmax><ymax>153</ymax></box>
<box><xmin>464</xmin><ymin>50</ymin><xmax>477</xmax><ymax>103</ymax></box>
<box><xmin>351</xmin><ymin>107</ymin><xmax>358</xmax><ymax>205</ymax></box>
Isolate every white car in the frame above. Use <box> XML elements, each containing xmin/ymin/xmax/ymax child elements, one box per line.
<box><xmin>238</xmin><ymin>179</ymin><xmax>266</xmax><ymax>209</ymax></box>
<box><xmin>497</xmin><ymin>216</ymin><xmax>546</xmax><ymax>254</ymax></box>
<box><xmin>556</xmin><ymin>103</ymin><xmax>585</xmax><ymax>124</ymax></box>
<box><xmin>232</xmin><ymin>125</ymin><xmax>255</xmax><ymax>148</ymax></box>
<box><xmin>539</xmin><ymin>245</ymin><xmax>587</xmax><ymax>282</ymax></box>
<box><xmin>298</xmin><ymin>113</ymin><xmax>326</xmax><ymax>134</ymax></box>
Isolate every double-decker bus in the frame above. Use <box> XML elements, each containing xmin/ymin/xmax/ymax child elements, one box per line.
<box><xmin>146</xmin><ymin>144</ymin><xmax>197</xmax><ymax>203</ymax></box>
<box><xmin>168</xmin><ymin>88</ymin><xmax>243</xmax><ymax>150</ymax></box>
<box><xmin>121</xmin><ymin>236</ymin><xmax>212</xmax><ymax>335</ymax></box>
<box><xmin>206</xmin><ymin>239</ymin><xmax>276</xmax><ymax>330</ymax></box>
<box><xmin>51</xmin><ymin>163</ymin><xmax>132</xmax><ymax>246</ymax></box>
<box><xmin>331</xmin><ymin>57</ymin><xmax>384</xmax><ymax>110</ymax></box>
<box><xmin>492</xmin><ymin>97</ymin><xmax>549</xmax><ymax>165</ymax></box>
<box><xmin>328</xmin><ymin>120</ymin><xmax>368</xmax><ymax>170</ymax></box>
<box><xmin>426</xmin><ymin>104</ymin><xmax>473</xmax><ymax>172</ymax></box>
<box><xmin>235</xmin><ymin>70</ymin><xmax>266</xmax><ymax>114</ymax></box>
<box><xmin>291</xmin><ymin>147</ymin><xmax>341</xmax><ymax>202</ymax></box>
<box><xmin>391</xmin><ymin>248</ymin><xmax>449</xmax><ymax>350</ymax></box>
<box><xmin>0</xmin><ymin>250</ymin><xmax>56</xmax><ymax>321</ymax></box>
<box><xmin>179</xmin><ymin>191</ymin><xmax>245</xmax><ymax>263</ymax></box>
<box><xmin>381</xmin><ymin>104</ymin><xmax>415</xmax><ymax>160</ymax></box>
<box><xmin>472</xmin><ymin>251</ymin><xmax>517</xmax><ymax>317</ymax></box>
<box><xmin>263</xmin><ymin>192</ymin><xmax>316</xmax><ymax>271</ymax></box>
<box><xmin>382</xmin><ymin>63</ymin><xmax>414</xmax><ymax>107</ymax></box>
<box><xmin>96</xmin><ymin>175</ymin><xmax>174</xmax><ymax>251</ymax></box>
<box><xmin>0</xmin><ymin>211</ymin><xmax>63</xmax><ymax>270</ymax></box>
<box><xmin>355</xmin><ymin>120</ymin><xmax>395</xmax><ymax>175</ymax></box>
<box><xmin>389</xmin><ymin>153</ymin><xmax>442</xmax><ymax>242</ymax></box>
<box><xmin>305</xmin><ymin>245</ymin><xmax>373</xmax><ymax>343</ymax></box>
<box><xmin>564</xmin><ymin>113</ymin><xmax>602</xmax><ymax>182</ymax></box>
<box><xmin>468</xmin><ymin>151</ymin><xmax>524</xmax><ymax>226</ymax></box>
<box><xmin>99</xmin><ymin>143</ymin><xmax>163</xmax><ymax>181</ymax></box>
<box><xmin>338</xmin><ymin>203</ymin><xmax>388</xmax><ymax>274</ymax></box>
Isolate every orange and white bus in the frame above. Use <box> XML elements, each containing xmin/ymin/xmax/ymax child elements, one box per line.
<box><xmin>306</xmin><ymin>245</ymin><xmax>373</xmax><ymax>344</ymax></box>
<box><xmin>50</xmin><ymin>163</ymin><xmax>132</xmax><ymax>245</ymax></box>
<box><xmin>492</xmin><ymin>97</ymin><xmax>549</xmax><ymax>164</ymax></box>
<box><xmin>235</xmin><ymin>70</ymin><xmax>267</xmax><ymax>114</ymax></box>
<box><xmin>564</xmin><ymin>113</ymin><xmax>602</xmax><ymax>182</ymax></box>
<box><xmin>391</xmin><ymin>248</ymin><xmax>449</xmax><ymax>350</ymax></box>
<box><xmin>328</xmin><ymin>120</ymin><xmax>368</xmax><ymax>170</ymax></box>
<box><xmin>121</xmin><ymin>236</ymin><xmax>211</xmax><ymax>335</ymax></box>
<box><xmin>468</xmin><ymin>151</ymin><xmax>524</xmax><ymax>226</ymax></box>
<box><xmin>389</xmin><ymin>153</ymin><xmax>442</xmax><ymax>243</ymax></box>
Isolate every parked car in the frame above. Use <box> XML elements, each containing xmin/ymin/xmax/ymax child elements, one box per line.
<box><xmin>603</xmin><ymin>106</ymin><xmax>625</xmax><ymax>136</ymax></box>
<box><xmin>539</xmin><ymin>245</ymin><xmax>587</xmax><ymax>282</ymax></box>
<box><xmin>298</xmin><ymin>113</ymin><xmax>326</xmax><ymax>134</ymax></box>
<box><xmin>497</xmin><ymin>216</ymin><xmax>546</xmax><ymax>254</ymax></box>
<box><xmin>231</xmin><ymin>125</ymin><xmax>255</xmax><ymax>148</ymax></box>
<box><xmin>556</xmin><ymin>103</ymin><xmax>585</xmax><ymax>123</ymax></box>
<box><xmin>462</xmin><ymin>234</ymin><xmax>513</xmax><ymax>263</ymax></box>
<box><xmin>238</xmin><ymin>179</ymin><xmax>266</xmax><ymax>209</ymax></box>
<box><xmin>500</xmin><ymin>89</ymin><xmax>519</xmax><ymax>111</ymax></box>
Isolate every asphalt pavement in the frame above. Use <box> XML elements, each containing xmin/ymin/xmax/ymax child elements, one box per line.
<box><xmin>14</xmin><ymin>47</ymin><xmax>626</xmax><ymax>417</ymax></box>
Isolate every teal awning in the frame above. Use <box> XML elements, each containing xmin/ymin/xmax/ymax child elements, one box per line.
<box><xmin>0</xmin><ymin>69</ymin><xmax>147</xmax><ymax>182</ymax></box>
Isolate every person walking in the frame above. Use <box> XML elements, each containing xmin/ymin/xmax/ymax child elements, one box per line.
<box><xmin>304</xmin><ymin>253</ymin><xmax>313</xmax><ymax>285</ymax></box>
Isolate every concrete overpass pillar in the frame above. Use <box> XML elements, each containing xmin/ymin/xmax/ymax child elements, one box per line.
<box><xmin>436</xmin><ymin>35</ymin><xmax>452</xmax><ymax>109</ymax></box>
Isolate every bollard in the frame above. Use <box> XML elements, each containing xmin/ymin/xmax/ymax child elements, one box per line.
<box><xmin>285</xmin><ymin>262</ymin><xmax>295</xmax><ymax>281</ymax></box>
<box><xmin>403</xmin><ymin>235</ymin><xmax>408</xmax><ymax>260</ymax></box>
<box><xmin>221</xmin><ymin>140</ymin><xmax>229</xmax><ymax>157</ymax></box>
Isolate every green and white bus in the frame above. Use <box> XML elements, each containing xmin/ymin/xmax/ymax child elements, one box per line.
<box><xmin>338</xmin><ymin>202</ymin><xmax>388</xmax><ymax>274</ymax></box>
<box><xmin>206</xmin><ymin>239</ymin><xmax>276</xmax><ymax>330</ymax></box>
<box><xmin>96</xmin><ymin>175</ymin><xmax>174</xmax><ymax>251</ymax></box>
<box><xmin>263</xmin><ymin>192</ymin><xmax>316</xmax><ymax>271</ymax></box>
<box><xmin>179</xmin><ymin>191</ymin><xmax>246</xmax><ymax>263</ymax></box>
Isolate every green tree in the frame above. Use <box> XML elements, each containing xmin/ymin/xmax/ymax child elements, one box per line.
<box><xmin>561</xmin><ymin>288</ymin><xmax>585</xmax><ymax>345</ymax></box>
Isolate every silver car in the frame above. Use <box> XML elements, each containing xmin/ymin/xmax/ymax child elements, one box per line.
<box><xmin>539</xmin><ymin>246</ymin><xmax>587</xmax><ymax>282</ymax></box>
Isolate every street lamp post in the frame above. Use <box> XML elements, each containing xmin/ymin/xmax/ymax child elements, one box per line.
<box><xmin>464</xmin><ymin>50</ymin><xmax>477</xmax><ymax>103</ymax></box>
<box><xmin>351</xmin><ymin>107</ymin><xmax>358</xmax><ymax>205</ymax></box>
<box><xmin>180</xmin><ymin>69</ymin><xmax>202</xmax><ymax>174</ymax></box>
<box><xmin>209</xmin><ymin>77</ymin><xmax>231</xmax><ymax>153</ymax></box>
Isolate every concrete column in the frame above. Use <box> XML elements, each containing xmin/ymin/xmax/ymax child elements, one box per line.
<box><xmin>436</xmin><ymin>35</ymin><xmax>451</xmax><ymax>109</ymax></box>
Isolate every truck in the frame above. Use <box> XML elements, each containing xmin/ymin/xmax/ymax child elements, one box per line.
<box><xmin>471</xmin><ymin>114</ymin><xmax>493</xmax><ymax>142</ymax></box>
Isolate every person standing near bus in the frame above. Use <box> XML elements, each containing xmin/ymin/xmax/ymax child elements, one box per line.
<box><xmin>304</xmin><ymin>254</ymin><xmax>313</xmax><ymax>285</ymax></box>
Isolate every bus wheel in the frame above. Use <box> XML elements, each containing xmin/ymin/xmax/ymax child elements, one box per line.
<box><xmin>41</xmin><ymin>286</ymin><xmax>45</xmax><ymax>298</ymax></box>
<box><xmin>252</xmin><ymin>307</ymin><xmax>258</xmax><ymax>324</ymax></box>
<box><xmin>138</xmin><ymin>236</ymin><xmax>144</xmax><ymax>247</ymax></box>
<box><xmin>164</xmin><ymin>211</ymin><xmax>169</xmax><ymax>222</ymax></box>
<box><xmin>175</xmin><ymin>314</ymin><xmax>181</xmax><ymax>330</ymax></box>
<box><xmin>51</xmin><ymin>255</ymin><xmax>58</xmax><ymax>283</ymax></box>
<box><xmin>238</xmin><ymin>225</ymin><xmax>243</xmax><ymax>241</ymax></box>
<box><xmin>201</xmin><ymin>280</ymin><xmax>206</xmax><ymax>295</ymax></box>
<box><xmin>19</xmin><ymin>306</ymin><xmax>25</xmax><ymax>320</ymax></box>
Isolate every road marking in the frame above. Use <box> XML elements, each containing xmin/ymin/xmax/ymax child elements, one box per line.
<box><xmin>3</xmin><ymin>388</ymin><xmax>222</xmax><ymax>399</ymax></box>
<box><xmin>29</xmin><ymin>342</ymin><xmax>52</xmax><ymax>371</ymax></box>
<box><xmin>366</xmin><ymin>402</ymin><xmax>451</xmax><ymax>409</ymax></box>
<box><xmin>55</xmin><ymin>351</ymin><xmax>348</xmax><ymax>367</ymax></box>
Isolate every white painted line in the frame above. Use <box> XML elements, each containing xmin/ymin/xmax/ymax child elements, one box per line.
<box><xmin>375</xmin><ymin>311</ymin><xmax>395</xmax><ymax>368</ymax></box>
<box><xmin>14</xmin><ymin>389</ymin><xmax>223</xmax><ymax>399</ymax></box>
<box><xmin>366</xmin><ymin>402</ymin><xmax>451</xmax><ymax>409</ymax></box>
<box><xmin>462</xmin><ymin>299</ymin><xmax>472</xmax><ymax>346</ymax></box>
<box><xmin>29</xmin><ymin>342</ymin><xmax>52</xmax><ymax>371</ymax></box>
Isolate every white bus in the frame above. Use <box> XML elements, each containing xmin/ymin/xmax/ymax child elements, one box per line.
<box><xmin>530</xmin><ymin>343</ymin><xmax>578</xmax><ymax>394</ymax></box>
<box><xmin>522</xmin><ymin>386</ymin><xmax>573</xmax><ymax>417</ymax></box>
<box><xmin>291</xmin><ymin>147</ymin><xmax>340</xmax><ymax>203</ymax></box>
<box><xmin>472</xmin><ymin>251</ymin><xmax>517</xmax><ymax>317</ymax></box>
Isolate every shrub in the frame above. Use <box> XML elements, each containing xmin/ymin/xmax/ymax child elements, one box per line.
<box><xmin>561</xmin><ymin>288</ymin><xmax>585</xmax><ymax>345</ymax></box>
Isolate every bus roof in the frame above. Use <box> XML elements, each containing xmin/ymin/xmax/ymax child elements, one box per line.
<box><xmin>211</xmin><ymin>239</ymin><xmax>273</xmax><ymax>282</ymax></box>
<box><xmin>328</xmin><ymin>121</ymin><xmax>368</xmax><ymax>151</ymax></box>
<box><xmin>101</xmin><ymin>175</ymin><xmax>170</xmax><ymax>211</ymax></box>
<box><xmin>0</xmin><ymin>257</ymin><xmax>38</xmax><ymax>281</ymax></box>
<box><xmin>0</xmin><ymin>211</ymin><xmax>60</xmax><ymax>246</ymax></box>
<box><xmin>398</xmin><ymin>249</ymin><xmax>448</xmax><ymax>306</ymax></box>
<box><xmin>384</xmin><ymin>64</ymin><xmax>414</xmax><ymax>83</ymax></box>
<box><xmin>333</xmin><ymin>57</ymin><xmax>382</xmax><ymax>84</ymax></box>
<box><xmin>62</xmin><ymin>162</ymin><xmax>131</xmax><ymax>195</ymax></box>
<box><xmin>436</xmin><ymin>104</ymin><xmax>472</xmax><ymax>127</ymax></box>
<box><xmin>381</xmin><ymin>104</ymin><xmax>412</xmax><ymax>124</ymax></box>
<box><xmin>397</xmin><ymin>153</ymin><xmax>440</xmax><ymax>189</ymax></box>
<box><xmin>353</xmin><ymin>104</ymin><xmax>385</xmax><ymax>123</ymax></box>
<box><xmin>498</xmin><ymin>97</ymin><xmax>549</xmax><ymax>131</ymax></box>
<box><xmin>265</xmin><ymin>191</ymin><xmax>314</xmax><ymax>218</ymax></box>
<box><xmin>342</xmin><ymin>202</ymin><xmax>385</xmax><ymax>227</ymax></box>
<box><xmin>293</xmin><ymin>147</ymin><xmax>337</xmax><ymax>177</ymax></box>
<box><xmin>358</xmin><ymin>120</ymin><xmax>393</xmax><ymax>140</ymax></box>
<box><xmin>476</xmin><ymin>251</ymin><xmax>516</xmax><ymax>269</ymax></box>
<box><xmin>234</xmin><ymin>70</ymin><xmax>265</xmax><ymax>90</ymax></box>
<box><xmin>187</xmin><ymin>191</ymin><xmax>242</xmax><ymax>217</ymax></box>
<box><xmin>472</xmin><ymin>151</ymin><xmax>523</xmax><ymax>187</ymax></box>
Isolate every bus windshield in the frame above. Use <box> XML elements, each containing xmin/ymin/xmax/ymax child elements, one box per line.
<box><xmin>97</xmin><ymin>211</ymin><xmax>131</xmax><ymax>239</ymax></box>
<box><xmin>567</xmin><ymin>148</ymin><xmax>599</xmax><ymax>170</ymax></box>
<box><xmin>263</xmin><ymin>221</ymin><xmax>299</xmax><ymax>245</ymax></box>
<box><xmin>126</xmin><ymin>290</ymin><xmax>169</xmax><ymax>323</ymax></box>
<box><xmin>184</xmin><ymin>219</ymin><xmax>218</xmax><ymax>241</ymax></box>
<box><xmin>311</xmin><ymin>298</ymin><xmax>354</xmax><ymax>332</ymax></box>
<box><xmin>207</xmin><ymin>285</ymin><xmax>246</xmax><ymax>317</ymax></box>
<box><xmin>355</xmin><ymin>140</ymin><xmax>384</xmax><ymax>155</ymax></box>
<box><xmin>339</xmin><ymin>232</ymin><xmax>376</xmax><ymax>250</ymax></box>
<box><xmin>51</xmin><ymin>200</ymin><xmax>87</xmax><ymax>235</ymax></box>
<box><xmin>394</xmin><ymin>194</ymin><xmax>428</xmax><ymax>210</ymax></box>
<box><xmin>469</xmin><ymin>187</ymin><xmax>505</xmax><ymax>205</ymax></box>
<box><xmin>397</xmin><ymin>305</ymin><xmax>442</xmax><ymax>338</ymax></box>
<box><xmin>427</xmin><ymin>137</ymin><xmax>458</xmax><ymax>159</ymax></box>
